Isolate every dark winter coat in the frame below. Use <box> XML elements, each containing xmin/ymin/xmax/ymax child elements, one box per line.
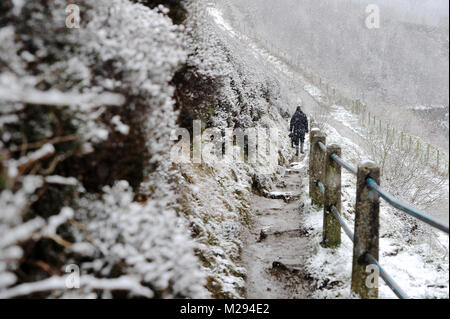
<box><xmin>290</xmin><ymin>107</ymin><xmax>308</xmax><ymax>145</ymax></box>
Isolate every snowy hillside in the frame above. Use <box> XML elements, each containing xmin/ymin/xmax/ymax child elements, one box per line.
<box><xmin>0</xmin><ymin>0</ymin><xmax>448</xmax><ymax>300</ymax></box>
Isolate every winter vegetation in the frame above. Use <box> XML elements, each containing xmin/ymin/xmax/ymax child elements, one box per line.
<box><xmin>0</xmin><ymin>0</ymin><xmax>294</xmax><ymax>299</ymax></box>
<box><xmin>1</xmin><ymin>0</ymin><xmax>448</xmax><ymax>300</ymax></box>
<box><xmin>0</xmin><ymin>0</ymin><xmax>204</xmax><ymax>299</ymax></box>
<box><xmin>221</xmin><ymin>0</ymin><xmax>449</xmax><ymax>152</ymax></box>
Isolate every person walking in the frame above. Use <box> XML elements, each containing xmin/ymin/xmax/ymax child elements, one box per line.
<box><xmin>290</xmin><ymin>106</ymin><xmax>308</xmax><ymax>156</ymax></box>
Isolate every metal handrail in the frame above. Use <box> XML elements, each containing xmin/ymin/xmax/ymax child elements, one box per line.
<box><xmin>317</xmin><ymin>180</ymin><xmax>325</xmax><ymax>195</ymax></box>
<box><xmin>315</xmin><ymin>141</ymin><xmax>449</xmax><ymax>234</ymax></box>
<box><xmin>366</xmin><ymin>177</ymin><xmax>449</xmax><ymax>234</ymax></box>
<box><xmin>330</xmin><ymin>153</ymin><xmax>357</xmax><ymax>175</ymax></box>
<box><xmin>329</xmin><ymin>205</ymin><xmax>354</xmax><ymax>242</ymax></box>
<box><xmin>317</xmin><ymin>140</ymin><xmax>327</xmax><ymax>153</ymax></box>
<box><xmin>316</xmin><ymin>178</ymin><xmax>409</xmax><ymax>299</ymax></box>
<box><xmin>317</xmin><ymin>141</ymin><xmax>357</xmax><ymax>175</ymax></box>
<box><xmin>366</xmin><ymin>253</ymin><xmax>409</xmax><ymax>299</ymax></box>
<box><xmin>314</xmin><ymin>137</ymin><xmax>449</xmax><ymax>299</ymax></box>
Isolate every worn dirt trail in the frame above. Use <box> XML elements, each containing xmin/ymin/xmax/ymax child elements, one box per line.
<box><xmin>242</xmin><ymin>155</ymin><xmax>315</xmax><ymax>299</ymax></box>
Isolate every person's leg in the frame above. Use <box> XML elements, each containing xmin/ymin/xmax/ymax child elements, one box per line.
<box><xmin>300</xmin><ymin>140</ymin><xmax>304</xmax><ymax>154</ymax></box>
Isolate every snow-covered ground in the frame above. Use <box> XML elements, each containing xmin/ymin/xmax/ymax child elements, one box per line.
<box><xmin>1</xmin><ymin>0</ymin><xmax>447</xmax><ymax>300</ymax></box>
<box><xmin>297</xmin><ymin>126</ymin><xmax>449</xmax><ymax>299</ymax></box>
<box><xmin>211</xmin><ymin>0</ymin><xmax>449</xmax><ymax>299</ymax></box>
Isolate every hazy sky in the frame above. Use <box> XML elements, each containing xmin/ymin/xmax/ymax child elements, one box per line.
<box><xmin>364</xmin><ymin>0</ymin><xmax>449</xmax><ymax>14</ymax></box>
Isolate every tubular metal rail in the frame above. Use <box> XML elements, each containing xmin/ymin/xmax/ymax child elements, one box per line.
<box><xmin>316</xmin><ymin>180</ymin><xmax>408</xmax><ymax>299</ymax></box>
<box><xmin>365</xmin><ymin>253</ymin><xmax>409</xmax><ymax>299</ymax></box>
<box><xmin>366</xmin><ymin>178</ymin><xmax>449</xmax><ymax>234</ymax></box>
<box><xmin>330</xmin><ymin>153</ymin><xmax>357</xmax><ymax>175</ymax></box>
<box><xmin>317</xmin><ymin>142</ymin><xmax>449</xmax><ymax>235</ymax></box>
<box><xmin>315</xmin><ymin>140</ymin><xmax>449</xmax><ymax>299</ymax></box>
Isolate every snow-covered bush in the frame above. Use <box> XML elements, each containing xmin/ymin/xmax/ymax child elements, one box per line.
<box><xmin>171</xmin><ymin>1</ymin><xmax>295</xmax><ymax>298</ymax></box>
<box><xmin>135</xmin><ymin>0</ymin><xmax>188</xmax><ymax>24</ymax></box>
<box><xmin>69</xmin><ymin>181</ymin><xmax>205</xmax><ymax>299</ymax></box>
<box><xmin>363</xmin><ymin>127</ymin><xmax>448</xmax><ymax>209</ymax></box>
<box><xmin>0</xmin><ymin>0</ymin><xmax>205</xmax><ymax>299</ymax></box>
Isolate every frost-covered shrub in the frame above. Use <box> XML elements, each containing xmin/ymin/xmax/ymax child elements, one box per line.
<box><xmin>172</xmin><ymin>1</ymin><xmax>295</xmax><ymax>298</ymax></box>
<box><xmin>66</xmin><ymin>0</ymin><xmax>186</xmax><ymax>192</ymax></box>
<box><xmin>70</xmin><ymin>181</ymin><xmax>205</xmax><ymax>299</ymax></box>
<box><xmin>0</xmin><ymin>175</ymin><xmax>76</xmax><ymax>297</ymax></box>
<box><xmin>135</xmin><ymin>0</ymin><xmax>188</xmax><ymax>24</ymax></box>
<box><xmin>0</xmin><ymin>0</ymin><xmax>201</xmax><ymax>299</ymax></box>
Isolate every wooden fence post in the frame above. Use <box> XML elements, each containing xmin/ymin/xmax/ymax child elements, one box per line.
<box><xmin>416</xmin><ymin>139</ymin><xmax>420</xmax><ymax>158</ymax></box>
<box><xmin>351</xmin><ymin>161</ymin><xmax>380</xmax><ymax>299</ymax></box>
<box><xmin>437</xmin><ymin>149</ymin><xmax>440</xmax><ymax>170</ymax></box>
<box><xmin>386</xmin><ymin>123</ymin><xmax>390</xmax><ymax>144</ymax></box>
<box><xmin>309</xmin><ymin>128</ymin><xmax>320</xmax><ymax>198</ymax></box>
<box><xmin>400</xmin><ymin>131</ymin><xmax>404</xmax><ymax>149</ymax></box>
<box><xmin>309</xmin><ymin>129</ymin><xmax>326</xmax><ymax>206</ymax></box>
<box><xmin>392</xmin><ymin>127</ymin><xmax>396</xmax><ymax>144</ymax></box>
<box><xmin>323</xmin><ymin>144</ymin><xmax>342</xmax><ymax>248</ymax></box>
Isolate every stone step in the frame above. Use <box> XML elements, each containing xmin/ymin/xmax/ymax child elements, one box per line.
<box><xmin>263</xmin><ymin>190</ymin><xmax>301</xmax><ymax>203</ymax></box>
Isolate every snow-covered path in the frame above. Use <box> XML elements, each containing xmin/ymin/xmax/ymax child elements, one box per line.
<box><xmin>208</xmin><ymin>3</ymin><xmax>368</xmax><ymax>155</ymax></box>
<box><xmin>208</xmin><ymin>2</ymin><xmax>448</xmax><ymax>299</ymax></box>
<box><xmin>210</xmin><ymin>2</ymin><xmax>449</xmax><ymax>224</ymax></box>
<box><xmin>242</xmin><ymin>157</ymin><xmax>315</xmax><ymax>298</ymax></box>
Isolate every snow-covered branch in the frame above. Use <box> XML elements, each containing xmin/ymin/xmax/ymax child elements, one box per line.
<box><xmin>0</xmin><ymin>85</ymin><xmax>125</xmax><ymax>107</ymax></box>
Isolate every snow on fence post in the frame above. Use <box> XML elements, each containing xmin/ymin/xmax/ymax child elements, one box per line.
<box><xmin>351</xmin><ymin>161</ymin><xmax>380</xmax><ymax>299</ymax></box>
<box><xmin>322</xmin><ymin>144</ymin><xmax>342</xmax><ymax>248</ymax></box>
<box><xmin>309</xmin><ymin>129</ymin><xmax>326</xmax><ymax>206</ymax></box>
<box><xmin>309</xmin><ymin>119</ymin><xmax>315</xmax><ymax>134</ymax></box>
